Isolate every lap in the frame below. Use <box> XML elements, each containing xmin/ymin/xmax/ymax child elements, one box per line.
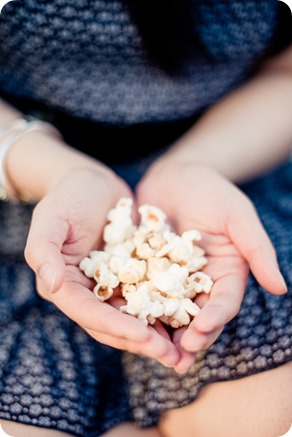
<box><xmin>123</xmin><ymin>160</ymin><xmax>292</xmax><ymax>427</ymax></box>
<box><xmin>1</xmin><ymin>419</ymin><xmax>76</xmax><ymax>437</ymax></box>
<box><xmin>159</xmin><ymin>362</ymin><xmax>292</xmax><ymax>437</ymax></box>
<box><xmin>0</xmin><ymin>161</ymin><xmax>291</xmax><ymax>436</ymax></box>
<box><xmin>1</xmin><ymin>420</ymin><xmax>161</xmax><ymax>437</ymax></box>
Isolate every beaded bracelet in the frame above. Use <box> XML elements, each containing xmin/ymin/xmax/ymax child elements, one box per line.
<box><xmin>0</xmin><ymin>116</ymin><xmax>61</xmax><ymax>202</ymax></box>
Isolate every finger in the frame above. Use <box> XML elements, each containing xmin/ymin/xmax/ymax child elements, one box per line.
<box><xmin>48</xmin><ymin>277</ymin><xmax>159</xmax><ymax>342</ymax></box>
<box><xmin>172</xmin><ymin>351</ymin><xmax>196</xmax><ymax>374</ymax></box>
<box><xmin>227</xmin><ymin>196</ymin><xmax>287</xmax><ymax>294</ymax></box>
<box><xmin>36</xmin><ymin>270</ymin><xmax>153</xmax><ymax>343</ymax></box>
<box><xmin>151</xmin><ymin>319</ymin><xmax>173</xmax><ymax>341</ymax></box>
<box><xmin>25</xmin><ymin>204</ymin><xmax>69</xmax><ymax>293</ymax></box>
<box><xmin>37</xmin><ymin>263</ymin><xmax>155</xmax><ymax>343</ymax></box>
<box><xmin>86</xmin><ymin>327</ymin><xmax>180</xmax><ymax>368</ymax></box>
<box><xmin>180</xmin><ymin>271</ymin><xmax>245</xmax><ymax>351</ymax></box>
<box><xmin>172</xmin><ymin>328</ymin><xmax>196</xmax><ymax>373</ymax></box>
<box><xmin>36</xmin><ymin>276</ymin><xmax>53</xmax><ymax>301</ymax></box>
<box><xmin>181</xmin><ymin>326</ymin><xmax>223</xmax><ymax>353</ymax></box>
<box><xmin>110</xmin><ymin>296</ymin><xmax>175</xmax><ymax>343</ymax></box>
<box><xmin>36</xmin><ymin>266</ymin><xmax>94</xmax><ymax>301</ymax></box>
<box><xmin>195</xmin><ymin>271</ymin><xmax>245</xmax><ymax>332</ymax></box>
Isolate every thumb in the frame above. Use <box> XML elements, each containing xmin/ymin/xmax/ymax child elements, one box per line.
<box><xmin>227</xmin><ymin>196</ymin><xmax>287</xmax><ymax>295</ymax></box>
<box><xmin>25</xmin><ymin>204</ymin><xmax>68</xmax><ymax>293</ymax></box>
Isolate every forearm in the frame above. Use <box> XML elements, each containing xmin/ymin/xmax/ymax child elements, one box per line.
<box><xmin>162</xmin><ymin>50</ymin><xmax>292</xmax><ymax>183</ymax></box>
<box><xmin>0</xmin><ymin>98</ymin><xmax>112</xmax><ymax>201</ymax></box>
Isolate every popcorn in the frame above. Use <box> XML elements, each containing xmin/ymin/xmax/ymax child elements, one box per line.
<box><xmin>138</xmin><ymin>204</ymin><xmax>167</xmax><ymax>232</ymax></box>
<box><xmin>156</xmin><ymin>230</ymin><xmax>201</xmax><ymax>264</ymax></box>
<box><xmin>79</xmin><ymin>250</ymin><xmax>110</xmax><ymax>278</ymax></box>
<box><xmin>118</xmin><ymin>259</ymin><xmax>146</xmax><ymax>284</ymax></box>
<box><xmin>166</xmin><ymin>299</ymin><xmax>200</xmax><ymax>328</ymax></box>
<box><xmin>186</xmin><ymin>271</ymin><xmax>213</xmax><ymax>294</ymax></box>
<box><xmin>163</xmin><ymin>297</ymin><xmax>180</xmax><ymax>316</ymax></box>
<box><xmin>103</xmin><ymin>197</ymin><xmax>136</xmax><ymax>244</ymax></box>
<box><xmin>152</xmin><ymin>264</ymin><xmax>188</xmax><ymax>298</ymax></box>
<box><xmin>146</xmin><ymin>257</ymin><xmax>171</xmax><ymax>281</ymax></box>
<box><xmin>120</xmin><ymin>283</ymin><xmax>164</xmax><ymax>325</ymax></box>
<box><xmin>93</xmin><ymin>284</ymin><xmax>114</xmax><ymax>302</ymax></box>
<box><xmin>79</xmin><ymin>198</ymin><xmax>214</xmax><ymax>327</ymax></box>
<box><xmin>92</xmin><ymin>262</ymin><xmax>119</xmax><ymax>301</ymax></box>
<box><xmin>135</xmin><ymin>242</ymin><xmax>155</xmax><ymax>260</ymax></box>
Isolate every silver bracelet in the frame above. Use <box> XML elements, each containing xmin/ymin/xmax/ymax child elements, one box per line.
<box><xmin>0</xmin><ymin>116</ymin><xmax>62</xmax><ymax>202</ymax></box>
<box><xmin>0</xmin><ymin>117</ymin><xmax>30</xmax><ymax>137</ymax></box>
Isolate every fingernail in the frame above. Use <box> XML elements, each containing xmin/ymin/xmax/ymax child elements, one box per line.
<box><xmin>39</xmin><ymin>264</ymin><xmax>55</xmax><ymax>293</ymax></box>
<box><xmin>276</xmin><ymin>270</ymin><xmax>288</xmax><ymax>293</ymax></box>
<box><xmin>272</xmin><ymin>258</ymin><xmax>287</xmax><ymax>291</ymax></box>
<box><xmin>174</xmin><ymin>356</ymin><xmax>196</xmax><ymax>374</ymax></box>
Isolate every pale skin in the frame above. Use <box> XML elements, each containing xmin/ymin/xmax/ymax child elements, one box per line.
<box><xmin>0</xmin><ymin>45</ymin><xmax>291</xmax><ymax>436</ymax></box>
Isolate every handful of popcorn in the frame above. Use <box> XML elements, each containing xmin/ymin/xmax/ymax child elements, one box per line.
<box><xmin>79</xmin><ymin>198</ymin><xmax>213</xmax><ymax>328</ymax></box>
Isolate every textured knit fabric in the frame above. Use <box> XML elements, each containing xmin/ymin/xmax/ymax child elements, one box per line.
<box><xmin>0</xmin><ymin>0</ymin><xmax>289</xmax><ymax>127</ymax></box>
<box><xmin>0</xmin><ymin>1</ymin><xmax>291</xmax><ymax>436</ymax></box>
<box><xmin>123</xmin><ymin>160</ymin><xmax>292</xmax><ymax>427</ymax></box>
<box><xmin>0</xmin><ymin>157</ymin><xmax>291</xmax><ymax>436</ymax></box>
<box><xmin>0</xmin><ymin>214</ymin><xmax>132</xmax><ymax>437</ymax></box>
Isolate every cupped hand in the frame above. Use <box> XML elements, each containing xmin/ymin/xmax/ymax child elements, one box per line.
<box><xmin>137</xmin><ymin>160</ymin><xmax>287</xmax><ymax>372</ymax></box>
<box><xmin>25</xmin><ymin>166</ymin><xmax>180</xmax><ymax>367</ymax></box>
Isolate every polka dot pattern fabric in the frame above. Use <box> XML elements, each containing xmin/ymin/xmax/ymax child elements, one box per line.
<box><xmin>123</xmin><ymin>161</ymin><xmax>292</xmax><ymax>427</ymax></box>
<box><xmin>0</xmin><ymin>207</ymin><xmax>132</xmax><ymax>436</ymax></box>
<box><xmin>0</xmin><ymin>158</ymin><xmax>291</xmax><ymax>435</ymax></box>
<box><xmin>0</xmin><ymin>1</ymin><xmax>291</xmax><ymax>434</ymax></box>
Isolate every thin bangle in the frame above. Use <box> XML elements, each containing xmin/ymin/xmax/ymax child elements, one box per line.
<box><xmin>0</xmin><ymin>117</ymin><xmax>62</xmax><ymax>202</ymax></box>
<box><xmin>0</xmin><ymin>117</ymin><xmax>29</xmax><ymax>137</ymax></box>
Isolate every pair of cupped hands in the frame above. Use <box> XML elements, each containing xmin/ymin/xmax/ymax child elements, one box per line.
<box><xmin>24</xmin><ymin>157</ymin><xmax>287</xmax><ymax>373</ymax></box>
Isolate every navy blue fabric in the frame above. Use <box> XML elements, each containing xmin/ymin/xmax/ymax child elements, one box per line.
<box><xmin>123</xmin><ymin>159</ymin><xmax>292</xmax><ymax>426</ymax></box>
<box><xmin>0</xmin><ymin>157</ymin><xmax>291</xmax><ymax>434</ymax></box>
<box><xmin>0</xmin><ymin>0</ymin><xmax>291</xmax><ymax>435</ymax></box>
<box><xmin>0</xmin><ymin>205</ymin><xmax>133</xmax><ymax>437</ymax></box>
<box><xmin>0</xmin><ymin>0</ymin><xmax>290</xmax><ymax>129</ymax></box>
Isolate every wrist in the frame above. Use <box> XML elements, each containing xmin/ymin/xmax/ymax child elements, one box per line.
<box><xmin>0</xmin><ymin>117</ymin><xmax>62</xmax><ymax>202</ymax></box>
<box><xmin>137</xmin><ymin>154</ymin><xmax>209</xmax><ymax>212</ymax></box>
<box><xmin>141</xmin><ymin>152</ymin><xmax>207</xmax><ymax>185</ymax></box>
<box><xmin>146</xmin><ymin>136</ymin><xmax>243</xmax><ymax>183</ymax></box>
<box><xmin>47</xmin><ymin>157</ymin><xmax>122</xmax><ymax>197</ymax></box>
<box><xmin>139</xmin><ymin>152</ymin><xmax>233</xmax><ymax>202</ymax></box>
<box><xmin>4</xmin><ymin>126</ymin><xmax>111</xmax><ymax>201</ymax></box>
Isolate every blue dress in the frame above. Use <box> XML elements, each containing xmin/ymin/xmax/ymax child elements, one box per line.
<box><xmin>0</xmin><ymin>0</ymin><xmax>291</xmax><ymax>435</ymax></box>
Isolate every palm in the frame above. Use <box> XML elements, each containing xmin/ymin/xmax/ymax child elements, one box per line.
<box><xmin>173</xmin><ymin>230</ymin><xmax>248</xmax><ymax>355</ymax></box>
<box><xmin>30</xmin><ymin>168</ymin><xmax>180</xmax><ymax>367</ymax></box>
<box><xmin>153</xmin><ymin>202</ymin><xmax>249</xmax><ymax>362</ymax></box>
<box><xmin>39</xmin><ymin>263</ymin><xmax>179</xmax><ymax>365</ymax></box>
<box><xmin>137</xmin><ymin>162</ymin><xmax>285</xmax><ymax>370</ymax></box>
<box><xmin>42</xmin><ymin>263</ymin><xmax>149</xmax><ymax>345</ymax></box>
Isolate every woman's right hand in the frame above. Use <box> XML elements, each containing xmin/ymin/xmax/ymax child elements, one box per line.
<box><xmin>24</xmin><ymin>166</ymin><xmax>180</xmax><ymax>368</ymax></box>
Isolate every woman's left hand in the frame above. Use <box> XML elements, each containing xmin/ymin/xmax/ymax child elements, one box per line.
<box><xmin>136</xmin><ymin>160</ymin><xmax>287</xmax><ymax>372</ymax></box>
